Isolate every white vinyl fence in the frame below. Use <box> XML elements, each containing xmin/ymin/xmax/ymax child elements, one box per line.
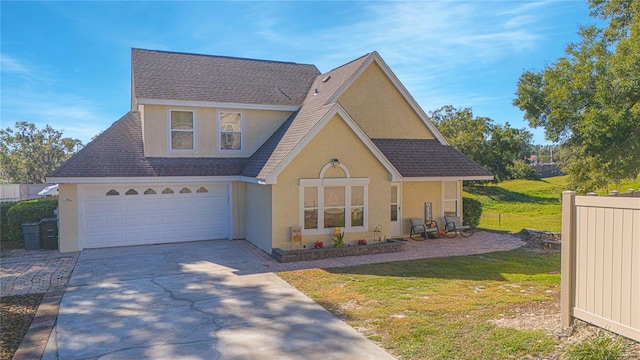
<box><xmin>561</xmin><ymin>190</ymin><xmax>640</xmax><ymax>341</ymax></box>
<box><xmin>0</xmin><ymin>184</ymin><xmax>49</xmax><ymax>202</ymax></box>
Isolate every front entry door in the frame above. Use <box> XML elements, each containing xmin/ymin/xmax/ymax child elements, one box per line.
<box><xmin>390</xmin><ymin>184</ymin><xmax>401</xmax><ymax>236</ymax></box>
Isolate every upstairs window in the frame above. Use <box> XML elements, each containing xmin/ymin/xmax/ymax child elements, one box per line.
<box><xmin>170</xmin><ymin>110</ymin><xmax>194</xmax><ymax>150</ymax></box>
<box><xmin>219</xmin><ymin>111</ymin><xmax>243</xmax><ymax>151</ymax></box>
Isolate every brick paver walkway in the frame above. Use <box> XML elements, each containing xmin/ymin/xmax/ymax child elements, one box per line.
<box><xmin>1</xmin><ymin>249</ymin><xmax>79</xmax><ymax>297</ymax></box>
<box><xmin>236</xmin><ymin>231</ymin><xmax>526</xmax><ymax>272</ymax></box>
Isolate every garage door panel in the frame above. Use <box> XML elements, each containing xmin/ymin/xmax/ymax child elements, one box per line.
<box><xmin>83</xmin><ymin>183</ymin><xmax>230</xmax><ymax>249</ymax></box>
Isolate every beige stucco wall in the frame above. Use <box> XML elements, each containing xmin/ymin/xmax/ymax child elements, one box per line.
<box><xmin>58</xmin><ymin>184</ymin><xmax>79</xmax><ymax>253</ymax></box>
<box><xmin>338</xmin><ymin>62</ymin><xmax>434</xmax><ymax>139</ymax></box>
<box><xmin>271</xmin><ymin>114</ymin><xmax>392</xmax><ymax>250</ymax></box>
<box><xmin>230</xmin><ymin>182</ymin><xmax>245</xmax><ymax>240</ymax></box>
<box><xmin>400</xmin><ymin>181</ymin><xmax>443</xmax><ymax>235</ymax></box>
<box><xmin>244</xmin><ymin>182</ymin><xmax>273</xmax><ymax>253</ymax></box>
<box><xmin>142</xmin><ymin>105</ymin><xmax>292</xmax><ymax>157</ymax></box>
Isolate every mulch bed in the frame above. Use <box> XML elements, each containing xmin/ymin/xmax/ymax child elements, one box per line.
<box><xmin>0</xmin><ymin>293</ymin><xmax>44</xmax><ymax>360</ymax></box>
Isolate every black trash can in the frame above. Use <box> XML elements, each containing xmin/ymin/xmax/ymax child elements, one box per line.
<box><xmin>22</xmin><ymin>222</ymin><xmax>41</xmax><ymax>250</ymax></box>
<box><xmin>39</xmin><ymin>218</ymin><xmax>59</xmax><ymax>250</ymax></box>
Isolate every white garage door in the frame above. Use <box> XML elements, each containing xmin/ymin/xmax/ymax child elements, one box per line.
<box><xmin>81</xmin><ymin>183</ymin><xmax>230</xmax><ymax>249</ymax></box>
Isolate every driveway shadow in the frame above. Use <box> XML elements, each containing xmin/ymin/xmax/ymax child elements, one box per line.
<box><xmin>55</xmin><ymin>239</ymin><xmax>394</xmax><ymax>359</ymax></box>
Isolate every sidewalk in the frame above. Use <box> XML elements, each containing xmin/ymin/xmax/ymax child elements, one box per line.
<box><xmin>1</xmin><ymin>249</ymin><xmax>79</xmax><ymax>297</ymax></box>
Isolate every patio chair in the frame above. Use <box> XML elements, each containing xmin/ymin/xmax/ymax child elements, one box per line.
<box><xmin>410</xmin><ymin>218</ymin><xmax>439</xmax><ymax>240</ymax></box>
<box><xmin>444</xmin><ymin>216</ymin><xmax>473</xmax><ymax>237</ymax></box>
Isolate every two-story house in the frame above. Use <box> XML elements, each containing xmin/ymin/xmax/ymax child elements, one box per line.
<box><xmin>49</xmin><ymin>49</ymin><xmax>492</xmax><ymax>253</ymax></box>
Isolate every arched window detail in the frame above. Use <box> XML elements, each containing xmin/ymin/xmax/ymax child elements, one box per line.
<box><xmin>179</xmin><ymin>187</ymin><xmax>191</xmax><ymax>194</ymax></box>
<box><xmin>144</xmin><ymin>188</ymin><xmax>156</xmax><ymax>195</ymax></box>
<box><xmin>162</xmin><ymin>188</ymin><xmax>174</xmax><ymax>194</ymax></box>
<box><xmin>196</xmin><ymin>187</ymin><xmax>208</xmax><ymax>193</ymax></box>
<box><xmin>125</xmin><ymin>189</ymin><xmax>138</xmax><ymax>195</ymax></box>
<box><xmin>106</xmin><ymin>189</ymin><xmax>119</xmax><ymax>196</ymax></box>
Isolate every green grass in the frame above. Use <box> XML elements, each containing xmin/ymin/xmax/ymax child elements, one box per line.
<box><xmin>463</xmin><ymin>175</ymin><xmax>640</xmax><ymax>233</ymax></box>
<box><xmin>279</xmin><ymin>248</ymin><xmax>561</xmax><ymax>359</ymax></box>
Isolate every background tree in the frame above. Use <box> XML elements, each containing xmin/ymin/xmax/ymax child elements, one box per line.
<box><xmin>430</xmin><ymin>105</ymin><xmax>537</xmax><ymax>182</ymax></box>
<box><xmin>0</xmin><ymin>122</ymin><xmax>82</xmax><ymax>183</ymax></box>
<box><xmin>513</xmin><ymin>0</ymin><xmax>639</xmax><ymax>192</ymax></box>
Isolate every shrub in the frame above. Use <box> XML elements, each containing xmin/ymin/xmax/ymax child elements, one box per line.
<box><xmin>506</xmin><ymin>160</ymin><xmax>541</xmax><ymax>180</ymax></box>
<box><xmin>462</xmin><ymin>197</ymin><xmax>482</xmax><ymax>228</ymax></box>
<box><xmin>5</xmin><ymin>198</ymin><xmax>58</xmax><ymax>242</ymax></box>
<box><xmin>561</xmin><ymin>333</ymin><xmax>623</xmax><ymax>360</ymax></box>
<box><xmin>1</xmin><ymin>201</ymin><xmax>19</xmax><ymax>242</ymax></box>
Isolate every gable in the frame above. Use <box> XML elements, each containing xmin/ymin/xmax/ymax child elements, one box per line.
<box><xmin>337</xmin><ymin>61</ymin><xmax>435</xmax><ymax>139</ymax></box>
<box><xmin>277</xmin><ymin>113</ymin><xmax>392</xmax><ymax>184</ymax></box>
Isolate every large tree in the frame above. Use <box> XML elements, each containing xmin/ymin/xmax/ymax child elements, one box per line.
<box><xmin>513</xmin><ymin>0</ymin><xmax>639</xmax><ymax>192</ymax></box>
<box><xmin>0</xmin><ymin>122</ymin><xmax>82</xmax><ymax>183</ymax></box>
<box><xmin>430</xmin><ymin>105</ymin><xmax>536</xmax><ymax>182</ymax></box>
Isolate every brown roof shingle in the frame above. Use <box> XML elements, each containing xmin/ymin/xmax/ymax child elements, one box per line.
<box><xmin>371</xmin><ymin>138</ymin><xmax>493</xmax><ymax>178</ymax></box>
<box><xmin>49</xmin><ymin>111</ymin><xmax>249</xmax><ymax>178</ymax></box>
<box><xmin>132</xmin><ymin>49</ymin><xmax>320</xmax><ymax>107</ymax></box>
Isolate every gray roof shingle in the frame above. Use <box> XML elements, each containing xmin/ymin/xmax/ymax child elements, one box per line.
<box><xmin>371</xmin><ymin>139</ymin><xmax>493</xmax><ymax>178</ymax></box>
<box><xmin>132</xmin><ymin>49</ymin><xmax>320</xmax><ymax>107</ymax></box>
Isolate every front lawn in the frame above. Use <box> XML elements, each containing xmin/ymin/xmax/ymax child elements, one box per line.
<box><xmin>463</xmin><ymin>175</ymin><xmax>640</xmax><ymax>233</ymax></box>
<box><xmin>279</xmin><ymin>248</ymin><xmax>561</xmax><ymax>359</ymax></box>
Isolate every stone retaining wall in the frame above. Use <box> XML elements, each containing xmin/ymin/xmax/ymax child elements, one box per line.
<box><xmin>519</xmin><ymin>228</ymin><xmax>561</xmax><ymax>250</ymax></box>
<box><xmin>271</xmin><ymin>239</ymin><xmax>405</xmax><ymax>263</ymax></box>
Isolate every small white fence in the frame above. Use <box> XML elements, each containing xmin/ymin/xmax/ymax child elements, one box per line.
<box><xmin>561</xmin><ymin>190</ymin><xmax>640</xmax><ymax>341</ymax></box>
<box><xmin>0</xmin><ymin>184</ymin><xmax>49</xmax><ymax>202</ymax></box>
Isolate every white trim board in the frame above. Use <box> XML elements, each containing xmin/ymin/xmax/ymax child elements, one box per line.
<box><xmin>263</xmin><ymin>103</ymin><xmax>402</xmax><ymax>184</ymax></box>
<box><xmin>136</xmin><ymin>98</ymin><xmax>299</xmax><ymax>112</ymax></box>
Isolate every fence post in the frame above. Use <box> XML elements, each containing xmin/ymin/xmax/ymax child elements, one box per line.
<box><xmin>561</xmin><ymin>191</ymin><xmax>576</xmax><ymax>329</ymax></box>
<box><xmin>610</xmin><ymin>190</ymin><xmax>618</xmax><ymax>196</ymax></box>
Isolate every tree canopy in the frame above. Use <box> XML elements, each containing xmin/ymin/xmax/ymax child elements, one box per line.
<box><xmin>430</xmin><ymin>105</ymin><xmax>537</xmax><ymax>182</ymax></box>
<box><xmin>0</xmin><ymin>122</ymin><xmax>82</xmax><ymax>184</ymax></box>
<box><xmin>513</xmin><ymin>0</ymin><xmax>639</xmax><ymax>192</ymax></box>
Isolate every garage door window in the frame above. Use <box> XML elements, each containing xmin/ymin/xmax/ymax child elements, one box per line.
<box><xmin>125</xmin><ymin>189</ymin><xmax>138</xmax><ymax>195</ymax></box>
<box><xmin>106</xmin><ymin>189</ymin><xmax>119</xmax><ymax>196</ymax></box>
<box><xmin>197</xmin><ymin>187</ymin><xmax>208</xmax><ymax>193</ymax></box>
<box><xmin>162</xmin><ymin>188</ymin><xmax>174</xmax><ymax>194</ymax></box>
<box><xmin>144</xmin><ymin>188</ymin><xmax>156</xmax><ymax>195</ymax></box>
<box><xmin>179</xmin><ymin>187</ymin><xmax>191</xmax><ymax>194</ymax></box>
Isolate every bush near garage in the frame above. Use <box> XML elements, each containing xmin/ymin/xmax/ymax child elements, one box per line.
<box><xmin>462</xmin><ymin>197</ymin><xmax>483</xmax><ymax>228</ymax></box>
<box><xmin>5</xmin><ymin>198</ymin><xmax>58</xmax><ymax>243</ymax></box>
<box><xmin>1</xmin><ymin>201</ymin><xmax>19</xmax><ymax>243</ymax></box>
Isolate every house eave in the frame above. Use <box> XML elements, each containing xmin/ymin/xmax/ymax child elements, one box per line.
<box><xmin>401</xmin><ymin>175</ymin><xmax>494</xmax><ymax>182</ymax></box>
<box><xmin>47</xmin><ymin>176</ymin><xmax>265</xmax><ymax>184</ymax></box>
<box><xmin>136</xmin><ymin>98</ymin><xmax>300</xmax><ymax>112</ymax></box>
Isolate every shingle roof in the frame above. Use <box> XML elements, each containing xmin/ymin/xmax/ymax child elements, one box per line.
<box><xmin>132</xmin><ymin>49</ymin><xmax>320</xmax><ymax>107</ymax></box>
<box><xmin>246</xmin><ymin>53</ymin><xmax>372</xmax><ymax>179</ymax></box>
<box><xmin>371</xmin><ymin>139</ymin><xmax>493</xmax><ymax>178</ymax></box>
<box><xmin>51</xmin><ymin>51</ymin><xmax>491</xmax><ymax>182</ymax></box>
<box><xmin>49</xmin><ymin>111</ymin><xmax>249</xmax><ymax>178</ymax></box>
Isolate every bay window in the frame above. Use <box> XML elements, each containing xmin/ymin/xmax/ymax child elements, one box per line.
<box><xmin>300</xmin><ymin>178</ymin><xmax>368</xmax><ymax>234</ymax></box>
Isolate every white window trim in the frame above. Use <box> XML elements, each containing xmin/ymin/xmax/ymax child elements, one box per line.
<box><xmin>217</xmin><ymin>110</ymin><xmax>244</xmax><ymax>153</ymax></box>
<box><xmin>168</xmin><ymin>109</ymin><xmax>197</xmax><ymax>153</ymax></box>
<box><xmin>299</xmin><ymin>177</ymin><xmax>369</xmax><ymax>235</ymax></box>
<box><xmin>442</xmin><ymin>180</ymin><xmax>460</xmax><ymax>218</ymax></box>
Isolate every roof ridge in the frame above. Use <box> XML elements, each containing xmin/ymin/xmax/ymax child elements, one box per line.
<box><xmin>131</xmin><ymin>48</ymin><xmax>317</xmax><ymax>68</ymax></box>
<box><xmin>322</xmin><ymin>52</ymin><xmax>372</xmax><ymax>74</ymax></box>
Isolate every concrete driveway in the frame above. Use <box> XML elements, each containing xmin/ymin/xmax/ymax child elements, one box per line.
<box><xmin>45</xmin><ymin>240</ymin><xmax>394</xmax><ymax>359</ymax></box>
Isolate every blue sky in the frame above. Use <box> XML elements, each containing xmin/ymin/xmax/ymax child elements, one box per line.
<box><xmin>1</xmin><ymin>1</ymin><xmax>596</xmax><ymax>145</ymax></box>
